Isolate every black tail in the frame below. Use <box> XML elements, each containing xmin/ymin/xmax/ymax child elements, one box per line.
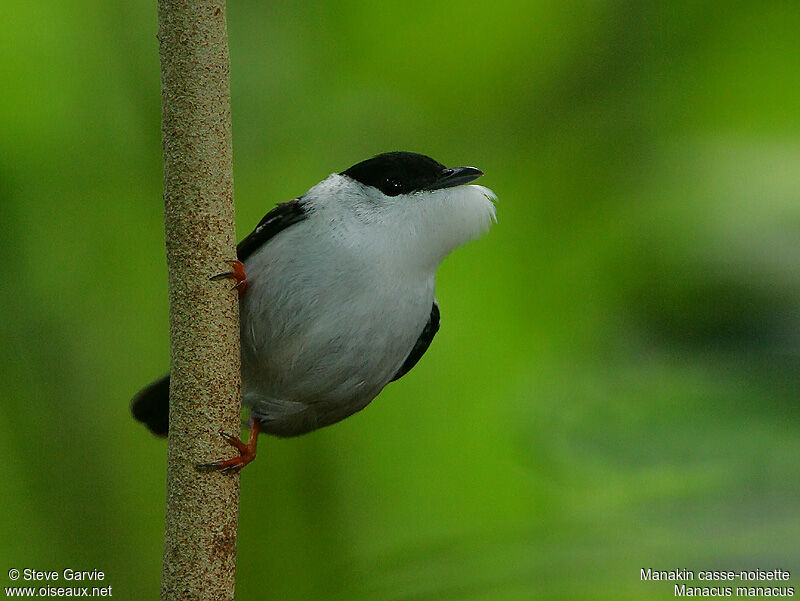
<box><xmin>131</xmin><ymin>374</ymin><xmax>170</xmax><ymax>436</ymax></box>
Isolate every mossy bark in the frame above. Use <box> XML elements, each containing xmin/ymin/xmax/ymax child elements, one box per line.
<box><xmin>157</xmin><ymin>1</ymin><xmax>241</xmax><ymax>600</ymax></box>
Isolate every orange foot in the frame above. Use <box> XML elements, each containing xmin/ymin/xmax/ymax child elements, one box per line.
<box><xmin>210</xmin><ymin>259</ymin><xmax>248</xmax><ymax>296</ymax></box>
<box><xmin>198</xmin><ymin>417</ymin><xmax>261</xmax><ymax>474</ymax></box>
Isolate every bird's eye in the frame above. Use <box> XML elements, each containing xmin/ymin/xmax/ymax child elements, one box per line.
<box><xmin>384</xmin><ymin>178</ymin><xmax>403</xmax><ymax>195</ymax></box>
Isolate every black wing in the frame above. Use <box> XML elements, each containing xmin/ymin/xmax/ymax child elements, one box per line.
<box><xmin>391</xmin><ymin>301</ymin><xmax>440</xmax><ymax>382</ymax></box>
<box><xmin>237</xmin><ymin>199</ymin><xmax>307</xmax><ymax>261</ymax></box>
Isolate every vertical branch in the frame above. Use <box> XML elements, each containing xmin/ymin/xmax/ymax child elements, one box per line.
<box><xmin>158</xmin><ymin>1</ymin><xmax>241</xmax><ymax>600</ymax></box>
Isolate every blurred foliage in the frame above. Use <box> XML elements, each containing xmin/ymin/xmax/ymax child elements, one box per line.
<box><xmin>1</xmin><ymin>1</ymin><xmax>799</xmax><ymax>599</ymax></box>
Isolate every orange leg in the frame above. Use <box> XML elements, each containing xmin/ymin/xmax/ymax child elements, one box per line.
<box><xmin>210</xmin><ymin>259</ymin><xmax>248</xmax><ymax>296</ymax></box>
<box><xmin>198</xmin><ymin>417</ymin><xmax>261</xmax><ymax>474</ymax></box>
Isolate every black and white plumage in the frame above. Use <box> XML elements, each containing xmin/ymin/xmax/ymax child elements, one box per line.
<box><xmin>132</xmin><ymin>152</ymin><xmax>496</xmax><ymax>438</ymax></box>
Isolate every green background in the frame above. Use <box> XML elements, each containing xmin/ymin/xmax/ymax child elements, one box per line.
<box><xmin>2</xmin><ymin>1</ymin><xmax>798</xmax><ymax>599</ymax></box>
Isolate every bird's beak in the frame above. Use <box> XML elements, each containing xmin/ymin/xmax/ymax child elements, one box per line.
<box><xmin>432</xmin><ymin>166</ymin><xmax>484</xmax><ymax>190</ymax></box>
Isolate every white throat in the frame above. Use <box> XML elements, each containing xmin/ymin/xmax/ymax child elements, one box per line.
<box><xmin>305</xmin><ymin>175</ymin><xmax>497</xmax><ymax>274</ymax></box>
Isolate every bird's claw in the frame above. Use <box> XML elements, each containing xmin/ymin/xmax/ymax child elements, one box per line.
<box><xmin>210</xmin><ymin>259</ymin><xmax>247</xmax><ymax>296</ymax></box>
<box><xmin>197</xmin><ymin>459</ymin><xmax>245</xmax><ymax>474</ymax></box>
<box><xmin>197</xmin><ymin>418</ymin><xmax>261</xmax><ymax>475</ymax></box>
<box><xmin>218</xmin><ymin>430</ymin><xmax>249</xmax><ymax>454</ymax></box>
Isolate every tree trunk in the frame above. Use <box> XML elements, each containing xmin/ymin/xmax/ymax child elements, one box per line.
<box><xmin>157</xmin><ymin>1</ymin><xmax>241</xmax><ymax>600</ymax></box>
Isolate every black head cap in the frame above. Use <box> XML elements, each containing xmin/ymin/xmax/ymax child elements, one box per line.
<box><xmin>341</xmin><ymin>151</ymin><xmax>483</xmax><ymax>197</ymax></box>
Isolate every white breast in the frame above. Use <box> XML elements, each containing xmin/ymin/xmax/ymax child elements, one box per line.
<box><xmin>239</xmin><ymin>218</ymin><xmax>434</xmax><ymax>436</ymax></box>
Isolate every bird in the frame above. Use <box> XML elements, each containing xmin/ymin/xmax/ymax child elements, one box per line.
<box><xmin>131</xmin><ymin>151</ymin><xmax>497</xmax><ymax>471</ymax></box>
